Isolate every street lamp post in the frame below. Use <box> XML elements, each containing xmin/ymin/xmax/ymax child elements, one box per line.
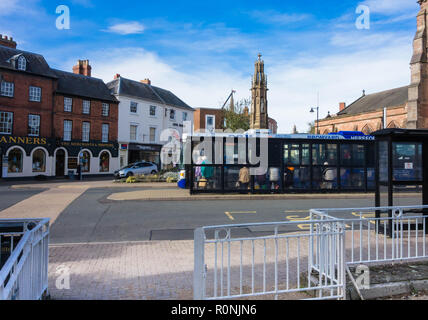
<box><xmin>310</xmin><ymin>107</ymin><xmax>319</xmax><ymax>134</ymax></box>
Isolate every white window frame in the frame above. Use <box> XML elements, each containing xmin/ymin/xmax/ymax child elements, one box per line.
<box><xmin>102</xmin><ymin>103</ymin><xmax>109</xmax><ymax>116</ymax></box>
<box><xmin>17</xmin><ymin>56</ymin><xmax>26</xmax><ymax>71</ymax></box>
<box><xmin>28</xmin><ymin>114</ymin><xmax>40</xmax><ymax>137</ymax></box>
<box><xmin>83</xmin><ymin>100</ymin><xmax>91</xmax><ymax>114</ymax></box>
<box><xmin>149</xmin><ymin>127</ymin><xmax>156</xmax><ymax>143</ymax></box>
<box><xmin>206</xmin><ymin>114</ymin><xmax>215</xmax><ymax>131</ymax></box>
<box><xmin>29</xmin><ymin>86</ymin><xmax>41</xmax><ymax>102</ymax></box>
<box><xmin>1</xmin><ymin>81</ymin><xmax>14</xmax><ymax>97</ymax></box>
<box><xmin>102</xmin><ymin>124</ymin><xmax>109</xmax><ymax>143</ymax></box>
<box><xmin>63</xmin><ymin>120</ymin><xmax>72</xmax><ymax>141</ymax></box>
<box><xmin>0</xmin><ymin>111</ymin><xmax>13</xmax><ymax>134</ymax></box>
<box><xmin>130</xmin><ymin>101</ymin><xmax>138</xmax><ymax>114</ymax></box>
<box><xmin>64</xmin><ymin>97</ymin><xmax>73</xmax><ymax>112</ymax></box>
<box><xmin>82</xmin><ymin>122</ymin><xmax>90</xmax><ymax>142</ymax></box>
<box><xmin>130</xmin><ymin>124</ymin><xmax>138</xmax><ymax>141</ymax></box>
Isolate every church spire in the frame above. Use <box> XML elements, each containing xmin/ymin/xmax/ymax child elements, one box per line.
<box><xmin>250</xmin><ymin>53</ymin><xmax>269</xmax><ymax>130</ymax></box>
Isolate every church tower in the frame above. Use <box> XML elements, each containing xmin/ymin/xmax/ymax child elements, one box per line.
<box><xmin>408</xmin><ymin>0</ymin><xmax>428</xmax><ymax>128</ymax></box>
<box><xmin>250</xmin><ymin>54</ymin><xmax>269</xmax><ymax>130</ymax></box>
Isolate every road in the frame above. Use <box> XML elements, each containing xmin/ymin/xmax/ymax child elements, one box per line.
<box><xmin>0</xmin><ymin>186</ymin><xmax>47</xmax><ymax>212</ymax></box>
<box><xmin>0</xmin><ymin>186</ymin><xmax>421</xmax><ymax>243</ymax></box>
<box><xmin>48</xmin><ymin>187</ymin><xmax>382</xmax><ymax>244</ymax></box>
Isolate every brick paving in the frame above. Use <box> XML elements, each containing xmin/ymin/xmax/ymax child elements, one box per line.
<box><xmin>48</xmin><ymin>241</ymin><xmax>195</xmax><ymax>300</ymax></box>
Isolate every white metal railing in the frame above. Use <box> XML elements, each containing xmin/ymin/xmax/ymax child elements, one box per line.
<box><xmin>194</xmin><ymin>205</ymin><xmax>428</xmax><ymax>300</ymax></box>
<box><xmin>0</xmin><ymin>218</ymin><xmax>50</xmax><ymax>300</ymax></box>
<box><xmin>310</xmin><ymin>205</ymin><xmax>428</xmax><ymax>266</ymax></box>
<box><xmin>194</xmin><ymin>220</ymin><xmax>346</xmax><ymax>300</ymax></box>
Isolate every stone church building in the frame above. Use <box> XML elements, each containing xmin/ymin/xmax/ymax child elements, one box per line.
<box><xmin>318</xmin><ymin>0</ymin><xmax>428</xmax><ymax>134</ymax></box>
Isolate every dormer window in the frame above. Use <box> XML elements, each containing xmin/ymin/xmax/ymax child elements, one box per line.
<box><xmin>17</xmin><ymin>56</ymin><xmax>26</xmax><ymax>71</ymax></box>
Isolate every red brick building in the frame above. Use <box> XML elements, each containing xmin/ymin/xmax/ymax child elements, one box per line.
<box><xmin>0</xmin><ymin>38</ymin><xmax>119</xmax><ymax>179</ymax></box>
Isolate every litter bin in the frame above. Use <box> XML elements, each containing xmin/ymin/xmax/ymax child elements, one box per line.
<box><xmin>178</xmin><ymin>179</ymin><xmax>186</xmax><ymax>189</ymax></box>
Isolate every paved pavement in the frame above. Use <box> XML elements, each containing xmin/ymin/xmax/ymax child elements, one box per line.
<box><xmin>0</xmin><ymin>180</ymin><xmax>423</xmax><ymax>300</ymax></box>
<box><xmin>0</xmin><ymin>186</ymin><xmax>47</xmax><ymax>212</ymax></box>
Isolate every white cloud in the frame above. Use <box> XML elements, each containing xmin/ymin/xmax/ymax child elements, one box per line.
<box><xmin>104</xmin><ymin>22</ymin><xmax>145</xmax><ymax>35</ymax></box>
<box><xmin>0</xmin><ymin>0</ymin><xmax>19</xmax><ymax>15</ymax></box>
<box><xmin>91</xmin><ymin>48</ymin><xmax>250</xmax><ymax>111</ymax></box>
<box><xmin>267</xmin><ymin>40</ymin><xmax>411</xmax><ymax>133</ymax></box>
<box><xmin>250</xmin><ymin>10</ymin><xmax>311</xmax><ymax>25</ymax></box>
<box><xmin>89</xmin><ymin>33</ymin><xmax>412</xmax><ymax>135</ymax></box>
<box><xmin>360</xmin><ymin>0</ymin><xmax>419</xmax><ymax>15</ymax></box>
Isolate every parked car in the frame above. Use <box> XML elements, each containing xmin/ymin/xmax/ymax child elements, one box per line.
<box><xmin>114</xmin><ymin>162</ymin><xmax>158</xmax><ymax>178</ymax></box>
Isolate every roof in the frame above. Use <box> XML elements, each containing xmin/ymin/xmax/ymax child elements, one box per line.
<box><xmin>51</xmin><ymin>69</ymin><xmax>117</xmax><ymax>103</ymax></box>
<box><xmin>107</xmin><ymin>77</ymin><xmax>193</xmax><ymax>111</ymax></box>
<box><xmin>337</xmin><ymin>86</ymin><xmax>409</xmax><ymax>116</ymax></box>
<box><xmin>0</xmin><ymin>45</ymin><xmax>57</xmax><ymax>78</ymax></box>
<box><xmin>372</xmin><ymin>128</ymin><xmax>428</xmax><ymax>137</ymax></box>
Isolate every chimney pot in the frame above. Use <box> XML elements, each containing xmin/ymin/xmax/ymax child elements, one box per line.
<box><xmin>140</xmin><ymin>79</ymin><xmax>151</xmax><ymax>85</ymax></box>
<box><xmin>114</xmin><ymin>74</ymin><xmax>121</xmax><ymax>79</ymax></box>
<box><xmin>0</xmin><ymin>34</ymin><xmax>17</xmax><ymax>49</ymax></box>
<box><xmin>339</xmin><ymin>102</ymin><xmax>346</xmax><ymax>111</ymax></box>
<box><xmin>73</xmin><ymin>59</ymin><xmax>92</xmax><ymax>77</ymax></box>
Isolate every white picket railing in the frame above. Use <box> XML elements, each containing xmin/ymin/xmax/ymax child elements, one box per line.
<box><xmin>194</xmin><ymin>205</ymin><xmax>428</xmax><ymax>300</ymax></box>
<box><xmin>310</xmin><ymin>205</ymin><xmax>428</xmax><ymax>266</ymax></box>
<box><xmin>0</xmin><ymin>218</ymin><xmax>50</xmax><ymax>300</ymax></box>
<box><xmin>194</xmin><ymin>219</ymin><xmax>346</xmax><ymax>300</ymax></box>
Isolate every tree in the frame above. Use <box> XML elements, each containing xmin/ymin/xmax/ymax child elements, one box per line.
<box><xmin>222</xmin><ymin>98</ymin><xmax>251</xmax><ymax>132</ymax></box>
<box><xmin>307</xmin><ymin>122</ymin><xmax>316</xmax><ymax>134</ymax></box>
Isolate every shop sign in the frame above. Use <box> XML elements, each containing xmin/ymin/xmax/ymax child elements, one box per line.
<box><xmin>0</xmin><ymin>136</ymin><xmax>48</xmax><ymax>145</ymax></box>
<box><xmin>60</xmin><ymin>141</ymin><xmax>115</xmax><ymax>148</ymax></box>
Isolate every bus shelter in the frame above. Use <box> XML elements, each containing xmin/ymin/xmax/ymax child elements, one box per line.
<box><xmin>373</xmin><ymin>129</ymin><xmax>428</xmax><ymax>234</ymax></box>
<box><xmin>186</xmin><ymin>133</ymin><xmax>376</xmax><ymax>195</ymax></box>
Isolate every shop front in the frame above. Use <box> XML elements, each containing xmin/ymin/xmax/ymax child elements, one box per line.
<box><xmin>127</xmin><ymin>143</ymin><xmax>162</xmax><ymax>168</ymax></box>
<box><xmin>0</xmin><ymin>135</ymin><xmax>54</xmax><ymax>179</ymax></box>
<box><xmin>56</xmin><ymin>140</ymin><xmax>119</xmax><ymax>177</ymax></box>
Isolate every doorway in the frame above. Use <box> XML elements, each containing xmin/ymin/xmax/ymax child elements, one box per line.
<box><xmin>55</xmin><ymin>149</ymin><xmax>65</xmax><ymax>177</ymax></box>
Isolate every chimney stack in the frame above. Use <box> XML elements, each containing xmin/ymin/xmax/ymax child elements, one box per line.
<box><xmin>73</xmin><ymin>60</ymin><xmax>92</xmax><ymax>77</ymax></box>
<box><xmin>339</xmin><ymin>102</ymin><xmax>346</xmax><ymax>111</ymax></box>
<box><xmin>0</xmin><ymin>35</ymin><xmax>17</xmax><ymax>49</ymax></box>
<box><xmin>114</xmin><ymin>74</ymin><xmax>121</xmax><ymax>79</ymax></box>
<box><xmin>140</xmin><ymin>79</ymin><xmax>151</xmax><ymax>85</ymax></box>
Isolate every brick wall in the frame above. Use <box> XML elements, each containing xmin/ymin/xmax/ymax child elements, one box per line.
<box><xmin>193</xmin><ymin>108</ymin><xmax>224</xmax><ymax>132</ymax></box>
<box><xmin>53</xmin><ymin>94</ymin><xmax>118</xmax><ymax>141</ymax></box>
<box><xmin>0</xmin><ymin>70</ymin><xmax>55</xmax><ymax>137</ymax></box>
<box><xmin>318</xmin><ymin>105</ymin><xmax>407</xmax><ymax>134</ymax></box>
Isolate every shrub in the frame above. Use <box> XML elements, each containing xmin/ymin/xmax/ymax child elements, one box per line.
<box><xmin>126</xmin><ymin>176</ymin><xmax>137</xmax><ymax>184</ymax></box>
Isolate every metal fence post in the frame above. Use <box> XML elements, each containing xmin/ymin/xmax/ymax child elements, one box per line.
<box><xmin>194</xmin><ymin>228</ymin><xmax>206</xmax><ymax>300</ymax></box>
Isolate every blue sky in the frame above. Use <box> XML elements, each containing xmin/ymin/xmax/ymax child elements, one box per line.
<box><xmin>0</xmin><ymin>0</ymin><xmax>420</xmax><ymax>132</ymax></box>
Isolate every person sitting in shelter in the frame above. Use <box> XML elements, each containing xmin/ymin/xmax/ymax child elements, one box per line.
<box><xmin>201</xmin><ymin>157</ymin><xmax>214</xmax><ymax>189</ymax></box>
<box><xmin>323</xmin><ymin>162</ymin><xmax>336</xmax><ymax>189</ymax></box>
<box><xmin>238</xmin><ymin>166</ymin><xmax>250</xmax><ymax>191</ymax></box>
